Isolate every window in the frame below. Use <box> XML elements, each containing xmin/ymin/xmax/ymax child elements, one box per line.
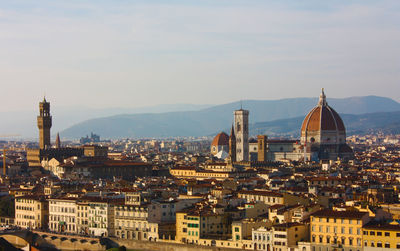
<box><xmin>397</xmin><ymin>233</ymin><xmax>400</xmax><ymax>237</ymax></box>
<box><xmin>370</xmin><ymin>231</ymin><xmax>375</xmax><ymax>236</ymax></box>
<box><xmin>385</xmin><ymin>243</ymin><xmax>390</xmax><ymax>248</ymax></box>
<box><xmin>377</xmin><ymin>242</ymin><xmax>382</xmax><ymax>248</ymax></box>
<box><xmin>235</xmin><ymin>227</ymin><xmax>239</xmax><ymax>232</ymax></box>
<box><xmin>377</xmin><ymin>231</ymin><xmax>382</xmax><ymax>236</ymax></box>
<box><xmin>384</xmin><ymin>232</ymin><xmax>390</xmax><ymax>237</ymax></box>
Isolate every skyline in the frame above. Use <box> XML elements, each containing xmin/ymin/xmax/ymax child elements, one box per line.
<box><xmin>1</xmin><ymin>0</ymin><xmax>400</xmax><ymax>113</ymax></box>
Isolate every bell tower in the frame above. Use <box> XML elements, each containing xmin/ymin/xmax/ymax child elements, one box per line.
<box><xmin>37</xmin><ymin>97</ymin><xmax>52</xmax><ymax>149</ymax></box>
<box><xmin>234</xmin><ymin>108</ymin><xmax>249</xmax><ymax>162</ymax></box>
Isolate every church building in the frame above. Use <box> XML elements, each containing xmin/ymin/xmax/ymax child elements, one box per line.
<box><xmin>211</xmin><ymin>89</ymin><xmax>353</xmax><ymax>163</ymax></box>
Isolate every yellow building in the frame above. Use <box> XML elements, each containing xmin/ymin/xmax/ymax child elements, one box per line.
<box><xmin>15</xmin><ymin>195</ymin><xmax>49</xmax><ymax>229</ymax></box>
<box><xmin>170</xmin><ymin>166</ymin><xmax>255</xmax><ymax>181</ymax></box>
<box><xmin>310</xmin><ymin>209</ymin><xmax>370</xmax><ymax>251</ymax></box>
<box><xmin>362</xmin><ymin>221</ymin><xmax>400</xmax><ymax>250</ymax></box>
<box><xmin>176</xmin><ymin>209</ymin><xmax>230</xmax><ymax>245</ymax></box>
<box><xmin>238</xmin><ymin>190</ymin><xmax>309</xmax><ymax>207</ymax></box>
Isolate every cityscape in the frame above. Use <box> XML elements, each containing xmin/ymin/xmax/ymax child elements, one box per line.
<box><xmin>1</xmin><ymin>1</ymin><xmax>400</xmax><ymax>251</ymax></box>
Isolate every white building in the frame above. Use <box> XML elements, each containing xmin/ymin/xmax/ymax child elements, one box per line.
<box><xmin>88</xmin><ymin>198</ymin><xmax>121</xmax><ymax>237</ymax></box>
<box><xmin>49</xmin><ymin>197</ymin><xmax>78</xmax><ymax>234</ymax></box>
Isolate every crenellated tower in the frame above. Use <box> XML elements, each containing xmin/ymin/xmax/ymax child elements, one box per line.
<box><xmin>37</xmin><ymin>97</ymin><xmax>52</xmax><ymax>149</ymax></box>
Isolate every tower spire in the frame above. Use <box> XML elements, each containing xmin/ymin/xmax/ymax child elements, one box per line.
<box><xmin>55</xmin><ymin>132</ymin><xmax>61</xmax><ymax>148</ymax></box>
<box><xmin>318</xmin><ymin>88</ymin><xmax>327</xmax><ymax>106</ymax></box>
<box><xmin>229</xmin><ymin>123</ymin><xmax>236</xmax><ymax>163</ymax></box>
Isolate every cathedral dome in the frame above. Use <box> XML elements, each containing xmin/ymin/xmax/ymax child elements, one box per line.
<box><xmin>212</xmin><ymin>132</ymin><xmax>229</xmax><ymax>147</ymax></box>
<box><xmin>300</xmin><ymin>89</ymin><xmax>346</xmax><ymax>145</ymax></box>
<box><xmin>211</xmin><ymin>132</ymin><xmax>229</xmax><ymax>156</ymax></box>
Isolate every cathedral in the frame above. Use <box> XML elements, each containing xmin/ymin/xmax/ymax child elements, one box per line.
<box><xmin>211</xmin><ymin>89</ymin><xmax>353</xmax><ymax>162</ymax></box>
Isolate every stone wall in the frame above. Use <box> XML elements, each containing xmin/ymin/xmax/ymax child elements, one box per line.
<box><xmin>111</xmin><ymin>238</ymin><xmax>239</xmax><ymax>251</ymax></box>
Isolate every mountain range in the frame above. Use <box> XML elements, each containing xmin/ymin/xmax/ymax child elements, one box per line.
<box><xmin>60</xmin><ymin>96</ymin><xmax>400</xmax><ymax>139</ymax></box>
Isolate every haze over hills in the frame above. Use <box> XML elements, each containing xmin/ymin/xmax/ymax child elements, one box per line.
<box><xmin>0</xmin><ymin>103</ymin><xmax>212</xmax><ymax>139</ymax></box>
<box><xmin>60</xmin><ymin>96</ymin><xmax>400</xmax><ymax>139</ymax></box>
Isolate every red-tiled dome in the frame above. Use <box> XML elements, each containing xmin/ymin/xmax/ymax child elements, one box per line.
<box><xmin>211</xmin><ymin>132</ymin><xmax>229</xmax><ymax>147</ymax></box>
<box><xmin>301</xmin><ymin>90</ymin><xmax>345</xmax><ymax>135</ymax></box>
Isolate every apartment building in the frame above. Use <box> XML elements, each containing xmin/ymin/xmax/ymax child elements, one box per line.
<box><xmin>15</xmin><ymin>195</ymin><xmax>48</xmax><ymax>229</ymax></box>
<box><xmin>49</xmin><ymin>197</ymin><xmax>78</xmax><ymax>234</ymax></box>
<box><xmin>310</xmin><ymin>209</ymin><xmax>370</xmax><ymax>251</ymax></box>
<box><xmin>362</xmin><ymin>221</ymin><xmax>400</xmax><ymax>250</ymax></box>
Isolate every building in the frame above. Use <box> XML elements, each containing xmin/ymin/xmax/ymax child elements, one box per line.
<box><xmin>237</xmin><ymin>191</ymin><xmax>309</xmax><ymax>207</ymax></box>
<box><xmin>362</xmin><ymin>221</ymin><xmax>400</xmax><ymax>251</ymax></box>
<box><xmin>253</xmin><ymin>223</ymin><xmax>308</xmax><ymax>251</ymax></box>
<box><xmin>210</xmin><ymin>132</ymin><xmax>229</xmax><ymax>158</ymax></box>
<box><xmin>87</xmin><ymin>198</ymin><xmax>122</xmax><ymax>237</ymax></box>
<box><xmin>236</xmin><ymin>89</ymin><xmax>354</xmax><ymax>162</ymax></box>
<box><xmin>37</xmin><ymin>97</ymin><xmax>52</xmax><ymax>150</ymax></box>
<box><xmin>301</xmin><ymin>89</ymin><xmax>353</xmax><ymax>161</ymax></box>
<box><xmin>229</xmin><ymin>124</ymin><xmax>237</xmax><ymax>162</ymax></box>
<box><xmin>176</xmin><ymin>208</ymin><xmax>231</xmax><ymax>245</ymax></box>
<box><xmin>310</xmin><ymin>209</ymin><xmax>370</xmax><ymax>251</ymax></box>
<box><xmin>114</xmin><ymin>202</ymin><xmax>154</xmax><ymax>241</ymax></box>
<box><xmin>234</xmin><ymin>108</ymin><xmax>249</xmax><ymax>162</ymax></box>
<box><xmin>257</xmin><ymin>135</ymin><xmax>268</xmax><ymax>162</ymax></box>
<box><xmin>15</xmin><ymin>196</ymin><xmax>48</xmax><ymax>230</ymax></box>
<box><xmin>170</xmin><ymin>166</ymin><xmax>256</xmax><ymax>181</ymax></box>
<box><xmin>48</xmin><ymin>197</ymin><xmax>78</xmax><ymax>234</ymax></box>
<box><xmin>77</xmin><ymin>201</ymin><xmax>90</xmax><ymax>235</ymax></box>
<box><xmin>83</xmin><ymin>145</ymin><xmax>108</xmax><ymax>158</ymax></box>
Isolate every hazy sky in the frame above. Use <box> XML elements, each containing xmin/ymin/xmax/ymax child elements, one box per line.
<box><xmin>1</xmin><ymin>0</ymin><xmax>399</xmax><ymax>112</ymax></box>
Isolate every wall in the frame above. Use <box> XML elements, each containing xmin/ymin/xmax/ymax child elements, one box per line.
<box><xmin>112</xmin><ymin>238</ymin><xmax>245</xmax><ymax>251</ymax></box>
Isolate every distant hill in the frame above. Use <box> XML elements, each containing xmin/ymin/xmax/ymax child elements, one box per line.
<box><xmin>61</xmin><ymin>96</ymin><xmax>400</xmax><ymax>139</ymax></box>
<box><xmin>251</xmin><ymin>111</ymin><xmax>400</xmax><ymax>137</ymax></box>
<box><xmin>0</xmin><ymin>103</ymin><xmax>213</xmax><ymax>139</ymax></box>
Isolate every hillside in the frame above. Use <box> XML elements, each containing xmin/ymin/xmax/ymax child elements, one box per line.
<box><xmin>251</xmin><ymin>111</ymin><xmax>400</xmax><ymax>137</ymax></box>
<box><xmin>60</xmin><ymin>96</ymin><xmax>400</xmax><ymax>139</ymax></box>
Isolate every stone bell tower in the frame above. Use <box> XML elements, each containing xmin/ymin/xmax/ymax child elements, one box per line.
<box><xmin>37</xmin><ymin>97</ymin><xmax>52</xmax><ymax>149</ymax></box>
<box><xmin>234</xmin><ymin>108</ymin><xmax>249</xmax><ymax>162</ymax></box>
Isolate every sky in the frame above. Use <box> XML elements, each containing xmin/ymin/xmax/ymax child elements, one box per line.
<box><xmin>0</xmin><ymin>0</ymin><xmax>399</xmax><ymax>112</ymax></box>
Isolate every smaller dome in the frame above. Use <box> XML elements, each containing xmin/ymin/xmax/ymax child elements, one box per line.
<box><xmin>211</xmin><ymin>132</ymin><xmax>229</xmax><ymax>147</ymax></box>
